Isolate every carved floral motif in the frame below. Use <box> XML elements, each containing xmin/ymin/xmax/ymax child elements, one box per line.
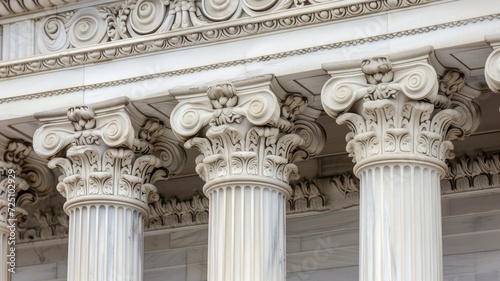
<box><xmin>147</xmin><ymin>192</ymin><xmax>209</xmax><ymax>229</ymax></box>
<box><xmin>18</xmin><ymin>208</ymin><xmax>68</xmax><ymax>241</ymax></box>
<box><xmin>330</xmin><ymin>172</ymin><xmax>360</xmax><ymax>205</ymax></box>
<box><xmin>442</xmin><ymin>152</ymin><xmax>500</xmax><ymax>193</ymax></box>
<box><xmin>287</xmin><ymin>178</ymin><xmax>326</xmax><ymax>213</ymax></box>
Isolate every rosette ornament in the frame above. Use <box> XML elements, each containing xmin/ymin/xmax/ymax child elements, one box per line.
<box><xmin>170</xmin><ymin>75</ymin><xmax>325</xmax><ymax>281</ymax></box>
<box><xmin>32</xmin><ymin>97</ymin><xmax>186</xmax><ymax>281</ymax></box>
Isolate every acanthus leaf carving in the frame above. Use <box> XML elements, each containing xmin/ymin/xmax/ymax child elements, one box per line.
<box><xmin>287</xmin><ymin>178</ymin><xmax>327</xmax><ymax>213</ymax></box>
<box><xmin>330</xmin><ymin>172</ymin><xmax>360</xmax><ymax>205</ymax></box>
<box><xmin>442</xmin><ymin>152</ymin><xmax>500</xmax><ymax>193</ymax></box>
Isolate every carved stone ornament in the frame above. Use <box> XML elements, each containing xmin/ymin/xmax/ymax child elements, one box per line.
<box><xmin>287</xmin><ymin>178</ymin><xmax>327</xmax><ymax>213</ymax></box>
<box><xmin>0</xmin><ymin>137</ymin><xmax>57</xmax><ymax>226</ymax></box>
<box><xmin>485</xmin><ymin>35</ymin><xmax>500</xmax><ymax>94</ymax></box>
<box><xmin>442</xmin><ymin>152</ymin><xmax>500</xmax><ymax>194</ymax></box>
<box><xmin>321</xmin><ymin>47</ymin><xmax>481</xmax><ymax>173</ymax></box>
<box><xmin>330</xmin><ymin>172</ymin><xmax>360</xmax><ymax>205</ymax></box>
<box><xmin>171</xmin><ymin>75</ymin><xmax>325</xmax><ymax>191</ymax></box>
<box><xmin>33</xmin><ymin>97</ymin><xmax>186</xmax><ymax>214</ymax></box>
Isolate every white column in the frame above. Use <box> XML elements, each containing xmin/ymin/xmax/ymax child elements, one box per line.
<box><xmin>321</xmin><ymin>49</ymin><xmax>480</xmax><ymax>281</ymax></box>
<box><xmin>358</xmin><ymin>162</ymin><xmax>443</xmax><ymax>281</ymax></box>
<box><xmin>207</xmin><ymin>179</ymin><xmax>288</xmax><ymax>281</ymax></box>
<box><xmin>171</xmin><ymin>77</ymin><xmax>325</xmax><ymax>281</ymax></box>
<box><xmin>33</xmin><ymin>100</ymin><xmax>186</xmax><ymax>281</ymax></box>
<box><xmin>66</xmin><ymin>196</ymin><xmax>144</xmax><ymax>280</ymax></box>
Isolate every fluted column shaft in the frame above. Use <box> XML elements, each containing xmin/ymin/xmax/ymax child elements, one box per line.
<box><xmin>321</xmin><ymin>48</ymin><xmax>480</xmax><ymax>281</ymax></box>
<box><xmin>207</xmin><ymin>179</ymin><xmax>287</xmax><ymax>281</ymax></box>
<box><xmin>358</xmin><ymin>161</ymin><xmax>443</xmax><ymax>281</ymax></box>
<box><xmin>67</xmin><ymin>202</ymin><xmax>144</xmax><ymax>280</ymax></box>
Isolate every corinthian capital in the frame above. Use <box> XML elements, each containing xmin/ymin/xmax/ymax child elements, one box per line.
<box><xmin>171</xmin><ymin>75</ymin><xmax>325</xmax><ymax>191</ymax></box>
<box><xmin>486</xmin><ymin>35</ymin><xmax>500</xmax><ymax>94</ymax></box>
<box><xmin>321</xmin><ymin>48</ymin><xmax>480</xmax><ymax>172</ymax></box>
<box><xmin>33</xmin><ymin>97</ymin><xmax>186</xmax><ymax>213</ymax></box>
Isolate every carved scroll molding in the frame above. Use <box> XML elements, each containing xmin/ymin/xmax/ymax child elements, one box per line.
<box><xmin>170</xmin><ymin>75</ymin><xmax>325</xmax><ymax>192</ymax></box>
<box><xmin>0</xmin><ymin>0</ymin><xmax>443</xmax><ymax>78</ymax></box>
<box><xmin>16</xmin><ymin>192</ymin><xmax>68</xmax><ymax>242</ymax></box>
<box><xmin>442</xmin><ymin>152</ymin><xmax>500</xmax><ymax>194</ymax></box>
<box><xmin>0</xmin><ymin>136</ymin><xmax>56</xmax><ymax>226</ymax></box>
<box><xmin>147</xmin><ymin>192</ymin><xmax>209</xmax><ymax>230</ymax></box>
<box><xmin>32</xmin><ymin>97</ymin><xmax>186</xmax><ymax>214</ymax></box>
<box><xmin>287</xmin><ymin>178</ymin><xmax>327</xmax><ymax>213</ymax></box>
<box><xmin>485</xmin><ymin>35</ymin><xmax>500</xmax><ymax>94</ymax></box>
<box><xmin>321</xmin><ymin>47</ymin><xmax>481</xmax><ymax>174</ymax></box>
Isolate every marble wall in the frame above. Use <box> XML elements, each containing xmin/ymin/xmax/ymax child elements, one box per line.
<box><xmin>12</xmin><ymin>192</ymin><xmax>500</xmax><ymax>281</ymax></box>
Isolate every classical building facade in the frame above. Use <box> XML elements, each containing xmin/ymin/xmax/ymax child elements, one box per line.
<box><xmin>0</xmin><ymin>0</ymin><xmax>499</xmax><ymax>280</ymax></box>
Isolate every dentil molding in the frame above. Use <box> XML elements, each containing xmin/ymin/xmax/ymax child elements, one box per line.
<box><xmin>321</xmin><ymin>47</ymin><xmax>481</xmax><ymax>173</ymax></box>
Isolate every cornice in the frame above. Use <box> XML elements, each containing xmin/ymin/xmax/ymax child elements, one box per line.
<box><xmin>0</xmin><ymin>0</ymin><xmax>439</xmax><ymax>79</ymax></box>
<box><xmin>1</xmin><ymin>13</ymin><xmax>498</xmax><ymax>105</ymax></box>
